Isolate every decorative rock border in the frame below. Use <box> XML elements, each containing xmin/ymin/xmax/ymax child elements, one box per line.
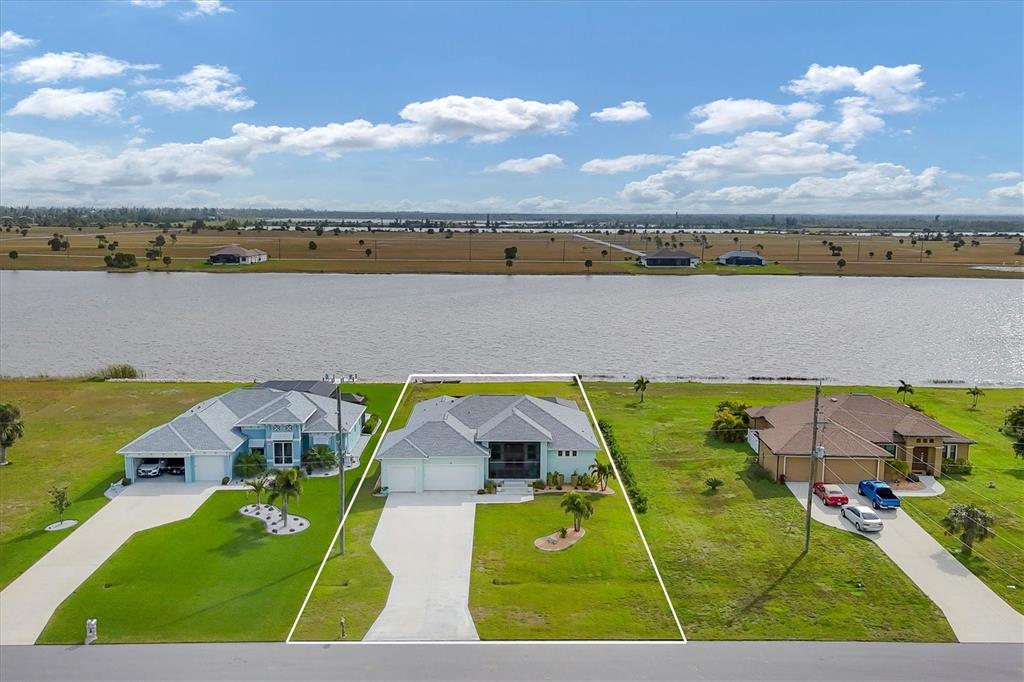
<box><xmin>44</xmin><ymin>519</ymin><xmax>79</xmax><ymax>532</ymax></box>
<box><xmin>239</xmin><ymin>503</ymin><xmax>310</xmax><ymax>535</ymax></box>
<box><xmin>534</xmin><ymin>484</ymin><xmax>615</xmax><ymax>496</ymax></box>
<box><xmin>534</xmin><ymin>528</ymin><xmax>586</xmax><ymax>552</ymax></box>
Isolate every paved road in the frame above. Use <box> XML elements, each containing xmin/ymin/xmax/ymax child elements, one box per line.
<box><xmin>573</xmin><ymin>233</ymin><xmax>646</xmax><ymax>257</ymax></box>
<box><xmin>0</xmin><ymin>482</ymin><xmax>217</xmax><ymax>645</ymax></box>
<box><xmin>365</xmin><ymin>492</ymin><xmax>479</xmax><ymax>641</ymax></box>
<box><xmin>2</xmin><ymin>641</ymin><xmax>1021</xmax><ymax>681</ymax></box>
<box><xmin>787</xmin><ymin>482</ymin><xmax>1024</xmax><ymax>643</ymax></box>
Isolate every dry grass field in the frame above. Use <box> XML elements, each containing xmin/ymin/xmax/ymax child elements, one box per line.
<box><xmin>2</xmin><ymin>227</ymin><xmax>1021</xmax><ymax>278</ymax></box>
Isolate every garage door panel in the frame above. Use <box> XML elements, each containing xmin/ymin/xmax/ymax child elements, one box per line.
<box><xmin>424</xmin><ymin>461</ymin><xmax>479</xmax><ymax>491</ymax></box>
<box><xmin>194</xmin><ymin>456</ymin><xmax>226</xmax><ymax>482</ymax></box>
<box><xmin>386</xmin><ymin>464</ymin><xmax>417</xmax><ymax>492</ymax></box>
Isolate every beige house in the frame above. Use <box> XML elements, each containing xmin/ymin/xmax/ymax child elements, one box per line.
<box><xmin>746</xmin><ymin>393</ymin><xmax>973</xmax><ymax>483</ymax></box>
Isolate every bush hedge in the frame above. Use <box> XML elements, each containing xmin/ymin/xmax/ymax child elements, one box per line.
<box><xmin>598</xmin><ymin>418</ymin><xmax>648</xmax><ymax>513</ymax></box>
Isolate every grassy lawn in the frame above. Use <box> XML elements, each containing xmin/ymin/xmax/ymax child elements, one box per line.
<box><xmin>586</xmin><ymin>382</ymin><xmax>979</xmax><ymax>641</ymax></box>
<box><xmin>0</xmin><ymin>379</ymin><xmax>240</xmax><ymax>589</ymax></box>
<box><xmin>35</xmin><ymin>383</ymin><xmax>403</xmax><ymax>643</ymax></box>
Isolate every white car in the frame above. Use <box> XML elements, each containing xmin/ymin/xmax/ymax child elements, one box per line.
<box><xmin>840</xmin><ymin>504</ymin><xmax>883</xmax><ymax>532</ymax></box>
<box><xmin>136</xmin><ymin>458</ymin><xmax>165</xmax><ymax>478</ymax></box>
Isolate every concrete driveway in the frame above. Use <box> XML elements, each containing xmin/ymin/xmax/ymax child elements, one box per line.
<box><xmin>787</xmin><ymin>482</ymin><xmax>1024</xmax><ymax>643</ymax></box>
<box><xmin>0</xmin><ymin>482</ymin><xmax>218</xmax><ymax>645</ymax></box>
<box><xmin>365</xmin><ymin>492</ymin><xmax>479</xmax><ymax>641</ymax></box>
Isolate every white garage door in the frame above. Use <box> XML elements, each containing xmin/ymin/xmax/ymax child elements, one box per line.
<box><xmin>386</xmin><ymin>464</ymin><xmax>417</xmax><ymax>492</ymax></box>
<box><xmin>194</xmin><ymin>456</ymin><xmax>226</xmax><ymax>482</ymax></box>
<box><xmin>424</xmin><ymin>461</ymin><xmax>480</xmax><ymax>491</ymax></box>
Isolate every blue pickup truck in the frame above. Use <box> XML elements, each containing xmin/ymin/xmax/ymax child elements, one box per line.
<box><xmin>857</xmin><ymin>480</ymin><xmax>901</xmax><ymax>509</ymax></box>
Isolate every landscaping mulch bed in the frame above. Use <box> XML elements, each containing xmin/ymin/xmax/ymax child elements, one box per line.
<box><xmin>533</xmin><ymin>484</ymin><xmax>615</xmax><ymax>496</ymax></box>
<box><xmin>240</xmin><ymin>503</ymin><xmax>310</xmax><ymax>535</ymax></box>
<box><xmin>533</xmin><ymin>528</ymin><xmax>586</xmax><ymax>552</ymax></box>
<box><xmin>890</xmin><ymin>479</ymin><xmax>925</xmax><ymax>491</ymax></box>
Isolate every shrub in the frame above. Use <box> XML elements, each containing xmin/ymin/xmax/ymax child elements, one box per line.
<box><xmin>362</xmin><ymin>413</ymin><xmax>380</xmax><ymax>434</ymax></box>
<box><xmin>234</xmin><ymin>451</ymin><xmax>268</xmax><ymax>479</ymax></box>
<box><xmin>8</xmin><ymin>250</ymin><xmax>17</xmax><ymax>260</ymax></box>
<box><xmin>477</xmin><ymin>488</ymin><xmax>486</xmax><ymax>495</ymax></box>
<box><xmin>308</xmin><ymin>241</ymin><xmax>318</xmax><ymax>250</ymax></box>
<box><xmin>943</xmin><ymin>461</ymin><xmax>974</xmax><ymax>475</ymax></box>
<box><xmin>598</xmin><ymin>418</ymin><xmax>649</xmax><ymax>513</ymax></box>
<box><xmin>576</xmin><ymin>472</ymin><xmax>596</xmax><ymax>490</ymax></box>
<box><xmin>104</xmin><ymin>252</ymin><xmax>137</xmax><ymax>268</ymax></box>
<box><xmin>531</xmin><ymin>479</ymin><xmax>546</xmax><ymax>490</ymax></box>
<box><xmin>558</xmin><ymin>527</ymin><xmax>568</xmax><ymax>539</ymax></box>
<box><xmin>87</xmin><ymin>364</ymin><xmax>142</xmax><ymax>381</ymax></box>
<box><xmin>888</xmin><ymin>458</ymin><xmax>910</xmax><ymax>476</ymax></box>
<box><xmin>747</xmin><ymin>461</ymin><xmax>772</xmax><ymax>482</ymax></box>
<box><xmin>120</xmin><ymin>476</ymin><xmax>132</xmax><ymax>486</ymax></box>
<box><xmin>221</xmin><ymin>476</ymin><xmax>230</xmax><ymax>485</ymax></box>
<box><xmin>705</xmin><ymin>477</ymin><xmax>724</xmax><ymax>491</ymax></box>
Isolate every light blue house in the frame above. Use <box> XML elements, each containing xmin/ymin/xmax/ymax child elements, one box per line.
<box><xmin>119</xmin><ymin>387</ymin><xmax>366</xmax><ymax>482</ymax></box>
<box><xmin>377</xmin><ymin>394</ymin><xmax>600</xmax><ymax>492</ymax></box>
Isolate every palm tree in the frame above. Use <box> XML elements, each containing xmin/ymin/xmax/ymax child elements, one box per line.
<box><xmin>304</xmin><ymin>444</ymin><xmax>338</xmax><ymax>470</ymax></box>
<box><xmin>633</xmin><ymin>375</ymin><xmax>650</xmax><ymax>403</ymax></box>
<box><xmin>246</xmin><ymin>476</ymin><xmax>270</xmax><ymax>513</ymax></box>
<box><xmin>589</xmin><ymin>462</ymin><xmax>614</xmax><ymax>491</ymax></box>
<box><xmin>0</xmin><ymin>403</ymin><xmax>25</xmax><ymax>466</ymax></box>
<box><xmin>940</xmin><ymin>504</ymin><xmax>994</xmax><ymax>557</ymax></box>
<box><xmin>966</xmin><ymin>386</ymin><xmax>985</xmax><ymax>409</ymax></box>
<box><xmin>560</xmin><ymin>491</ymin><xmax>594</xmax><ymax>532</ymax></box>
<box><xmin>896</xmin><ymin>380</ymin><xmax>914</xmax><ymax>404</ymax></box>
<box><xmin>268</xmin><ymin>468</ymin><xmax>304</xmax><ymax>529</ymax></box>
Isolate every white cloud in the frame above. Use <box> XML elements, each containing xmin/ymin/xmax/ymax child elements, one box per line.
<box><xmin>988</xmin><ymin>181</ymin><xmax>1024</xmax><ymax>204</ymax></box>
<box><xmin>690</xmin><ymin>98</ymin><xmax>820</xmax><ymax>134</ymax></box>
<box><xmin>8</xmin><ymin>87</ymin><xmax>125</xmax><ymax>119</ymax></box>
<box><xmin>590</xmin><ymin>101</ymin><xmax>650</xmax><ymax>123</ymax></box>
<box><xmin>183</xmin><ymin>0</ymin><xmax>233</xmax><ymax>18</ymax></box>
<box><xmin>398</xmin><ymin>96</ymin><xmax>577</xmax><ymax>142</ymax></box>
<box><xmin>8</xmin><ymin>52</ymin><xmax>158</xmax><ymax>83</ymax></box>
<box><xmin>139</xmin><ymin>64</ymin><xmax>254</xmax><ymax>111</ymax></box>
<box><xmin>580</xmin><ymin>154</ymin><xmax>673</xmax><ymax>174</ymax></box>
<box><xmin>683</xmin><ymin>185</ymin><xmax>785</xmax><ymax>206</ymax></box>
<box><xmin>170</xmin><ymin>188</ymin><xmax>220</xmax><ymax>203</ymax></box>
<box><xmin>515</xmin><ymin>196</ymin><xmax>570</xmax><ymax>211</ymax></box>
<box><xmin>988</xmin><ymin>171</ymin><xmax>1022</xmax><ymax>181</ymax></box>
<box><xmin>779</xmin><ymin>163</ymin><xmax>943</xmax><ymax>204</ymax></box>
<box><xmin>0</xmin><ymin>30</ymin><xmax>36</xmax><ymax>50</ymax></box>
<box><xmin>485</xmin><ymin>154</ymin><xmax>564</xmax><ymax>174</ymax></box>
<box><xmin>786</xmin><ymin>63</ymin><xmax>926</xmax><ymax>113</ymax></box>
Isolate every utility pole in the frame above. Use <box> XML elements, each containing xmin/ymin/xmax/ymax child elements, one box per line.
<box><xmin>335</xmin><ymin>381</ymin><xmax>346</xmax><ymax>556</ymax></box>
<box><xmin>803</xmin><ymin>382</ymin><xmax>822</xmax><ymax>554</ymax></box>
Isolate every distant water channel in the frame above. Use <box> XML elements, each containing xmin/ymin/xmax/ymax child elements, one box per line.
<box><xmin>1</xmin><ymin>271</ymin><xmax>1022</xmax><ymax>386</ymax></box>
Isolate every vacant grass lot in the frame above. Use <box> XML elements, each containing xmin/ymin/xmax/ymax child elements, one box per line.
<box><xmin>2</xmin><ymin>228</ymin><xmax>1020</xmax><ymax>278</ymax></box>
<box><xmin>0</xmin><ymin>379</ymin><xmax>240</xmax><ymax>589</ymax></box>
<box><xmin>34</xmin><ymin>383</ymin><xmax>402</xmax><ymax>643</ymax></box>
<box><xmin>585</xmin><ymin>382</ymin><xmax>986</xmax><ymax>641</ymax></box>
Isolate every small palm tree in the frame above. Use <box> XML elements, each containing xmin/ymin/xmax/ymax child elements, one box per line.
<box><xmin>896</xmin><ymin>380</ymin><xmax>914</xmax><ymax>404</ymax></box>
<box><xmin>940</xmin><ymin>504</ymin><xmax>994</xmax><ymax>557</ymax></box>
<box><xmin>268</xmin><ymin>468</ymin><xmax>304</xmax><ymax>529</ymax></box>
<box><xmin>305</xmin><ymin>444</ymin><xmax>338</xmax><ymax>470</ymax></box>
<box><xmin>966</xmin><ymin>386</ymin><xmax>985</xmax><ymax>409</ymax></box>
<box><xmin>633</xmin><ymin>375</ymin><xmax>650</xmax><ymax>403</ymax></box>
<box><xmin>589</xmin><ymin>462</ymin><xmax>615</xmax><ymax>491</ymax></box>
<box><xmin>246</xmin><ymin>476</ymin><xmax>270</xmax><ymax>512</ymax></box>
<box><xmin>560</xmin><ymin>491</ymin><xmax>594</xmax><ymax>532</ymax></box>
<box><xmin>0</xmin><ymin>403</ymin><xmax>25</xmax><ymax>466</ymax></box>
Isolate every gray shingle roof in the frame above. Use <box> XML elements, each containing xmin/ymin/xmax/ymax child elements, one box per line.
<box><xmin>377</xmin><ymin>393</ymin><xmax>599</xmax><ymax>460</ymax></box>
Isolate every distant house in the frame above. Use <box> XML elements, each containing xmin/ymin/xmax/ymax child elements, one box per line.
<box><xmin>208</xmin><ymin>244</ymin><xmax>269</xmax><ymax>265</ymax></box>
<box><xmin>377</xmin><ymin>394</ymin><xmax>600</xmax><ymax>492</ymax></box>
<box><xmin>640</xmin><ymin>248</ymin><xmax>701</xmax><ymax>267</ymax></box>
<box><xmin>717</xmin><ymin>250</ymin><xmax>765</xmax><ymax>266</ymax></box>
<box><xmin>746</xmin><ymin>393</ymin><xmax>974</xmax><ymax>483</ymax></box>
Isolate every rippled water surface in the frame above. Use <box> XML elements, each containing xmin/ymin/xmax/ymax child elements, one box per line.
<box><xmin>1</xmin><ymin>271</ymin><xmax>1021</xmax><ymax>385</ymax></box>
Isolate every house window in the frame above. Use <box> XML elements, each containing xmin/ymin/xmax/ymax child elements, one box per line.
<box><xmin>943</xmin><ymin>444</ymin><xmax>957</xmax><ymax>460</ymax></box>
<box><xmin>273</xmin><ymin>441</ymin><xmax>293</xmax><ymax>465</ymax></box>
<box><xmin>880</xmin><ymin>443</ymin><xmax>897</xmax><ymax>455</ymax></box>
<box><xmin>526</xmin><ymin>443</ymin><xmax>539</xmax><ymax>460</ymax></box>
<box><xmin>490</xmin><ymin>443</ymin><xmax>502</xmax><ymax>459</ymax></box>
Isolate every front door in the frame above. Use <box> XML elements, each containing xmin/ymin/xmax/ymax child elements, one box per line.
<box><xmin>911</xmin><ymin>446</ymin><xmax>932</xmax><ymax>474</ymax></box>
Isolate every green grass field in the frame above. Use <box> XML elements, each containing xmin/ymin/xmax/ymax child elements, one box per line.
<box><xmin>584</xmin><ymin>382</ymin><xmax>1019</xmax><ymax>641</ymax></box>
<box><xmin>33</xmin><ymin>383</ymin><xmax>402</xmax><ymax>643</ymax></box>
<box><xmin>0</xmin><ymin>379</ymin><xmax>241</xmax><ymax>589</ymax></box>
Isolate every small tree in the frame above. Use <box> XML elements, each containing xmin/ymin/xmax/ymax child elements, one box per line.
<box><xmin>633</xmin><ymin>375</ymin><xmax>650</xmax><ymax>403</ymax></box>
<box><xmin>304</xmin><ymin>444</ymin><xmax>338</xmax><ymax>470</ymax></box>
<box><xmin>588</xmin><ymin>462</ymin><xmax>614</xmax><ymax>491</ymax></box>
<box><xmin>940</xmin><ymin>504</ymin><xmax>994</xmax><ymax>557</ymax></box>
<box><xmin>308</xmin><ymin>241</ymin><xmax>318</xmax><ymax>250</ymax></box>
<box><xmin>162</xmin><ymin>256</ymin><xmax>172</xmax><ymax>268</ymax></box>
<box><xmin>705</xmin><ymin>477</ymin><xmax>724</xmax><ymax>492</ymax></box>
<box><xmin>836</xmin><ymin>258</ymin><xmax>847</xmax><ymax>270</ymax></box>
<box><xmin>234</xmin><ymin>451</ymin><xmax>267</xmax><ymax>479</ymax></box>
<box><xmin>268</xmin><ymin>467</ymin><xmax>305</xmax><ymax>529</ymax></box>
<box><xmin>7</xmin><ymin>251</ymin><xmax>17</xmax><ymax>260</ymax></box>
<box><xmin>584</xmin><ymin>259</ymin><xmax>593</xmax><ymax>271</ymax></box>
<box><xmin>504</xmin><ymin>246</ymin><xmax>518</xmax><ymax>260</ymax></box>
<box><xmin>0</xmin><ymin>403</ymin><xmax>25</xmax><ymax>466</ymax></box>
<box><xmin>710</xmin><ymin>400</ymin><xmax>750</xmax><ymax>442</ymax></box>
<box><xmin>896</xmin><ymin>380</ymin><xmax>914</xmax><ymax>404</ymax></box>
<box><xmin>1001</xmin><ymin>405</ymin><xmax>1024</xmax><ymax>459</ymax></box>
<box><xmin>560</xmin><ymin>490</ymin><xmax>594</xmax><ymax>532</ymax></box>
<box><xmin>505</xmin><ymin>259</ymin><xmax>514</xmax><ymax>269</ymax></box>
<box><xmin>601</xmin><ymin>249</ymin><xmax>609</xmax><ymax>261</ymax></box>
<box><xmin>246</xmin><ymin>476</ymin><xmax>270</xmax><ymax>511</ymax></box>
<box><xmin>966</xmin><ymin>386</ymin><xmax>985</xmax><ymax>409</ymax></box>
<box><xmin>49</xmin><ymin>486</ymin><xmax>71</xmax><ymax>523</ymax></box>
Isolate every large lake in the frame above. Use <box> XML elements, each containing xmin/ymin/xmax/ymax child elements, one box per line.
<box><xmin>1</xmin><ymin>271</ymin><xmax>1022</xmax><ymax>386</ymax></box>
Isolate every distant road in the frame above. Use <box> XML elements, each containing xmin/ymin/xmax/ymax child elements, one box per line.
<box><xmin>574</xmin><ymin>233</ymin><xmax>646</xmax><ymax>257</ymax></box>
<box><xmin>2</xmin><ymin>642</ymin><xmax>1022</xmax><ymax>681</ymax></box>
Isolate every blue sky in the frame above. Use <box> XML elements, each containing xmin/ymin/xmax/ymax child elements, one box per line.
<box><xmin>1</xmin><ymin>0</ymin><xmax>1021</xmax><ymax>213</ymax></box>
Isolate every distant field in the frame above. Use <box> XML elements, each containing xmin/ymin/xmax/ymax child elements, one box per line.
<box><xmin>1</xmin><ymin>227</ymin><xmax>1021</xmax><ymax>277</ymax></box>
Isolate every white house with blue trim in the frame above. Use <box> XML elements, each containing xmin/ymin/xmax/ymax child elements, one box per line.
<box><xmin>377</xmin><ymin>394</ymin><xmax>600</xmax><ymax>492</ymax></box>
<box><xmin>119</xmin><ymin>387</ymin><xmax>366</xmax><ymax>482</ymax></box>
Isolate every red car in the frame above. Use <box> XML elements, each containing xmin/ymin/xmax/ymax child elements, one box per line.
<box><xmin>813</xmin><ymin>482</ymin><xmax>849</xmax><ymax>506</ymax></box>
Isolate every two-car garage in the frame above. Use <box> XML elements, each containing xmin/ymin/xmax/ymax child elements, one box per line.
<box><xmin>380</xmin><ymin>458</ymin><xmax>486</xmax><ymax>493</ymax></box>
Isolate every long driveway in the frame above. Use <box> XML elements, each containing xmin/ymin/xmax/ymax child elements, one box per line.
<box><xmin>364</xmin><ymin>492</ymin><xmax>479</xmax><ymax>641</ymax></box>
<box><xmin>787</xmin><ymin>482</ymin><xmax>1024</xmax><ymax>643</ymax></box>
<box><xmin>0</xmin><ymin>482</ymin><xmax>217</xmax><ymax>645</ymax></box>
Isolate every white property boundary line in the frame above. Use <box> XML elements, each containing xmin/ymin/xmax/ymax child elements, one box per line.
<box><xmin>286</xmin><ymin>372</ymin><xmax>686</xmax><ymax>644</ymax></box>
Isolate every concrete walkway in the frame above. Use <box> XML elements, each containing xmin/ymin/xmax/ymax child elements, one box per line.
<box><xmin>365</xmin><ymin>492</ymin><xmax>480</xmax><ymax>641</ymax></box>
<box><xmin>787</xmin><ymin>482</ymin><xmax>1024</xmax><ymax>643</ymax></box>
<box><xmin>0</xmin><ymin>482</ymin><xmax>218</xmax><ymax>645</ymax></box>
